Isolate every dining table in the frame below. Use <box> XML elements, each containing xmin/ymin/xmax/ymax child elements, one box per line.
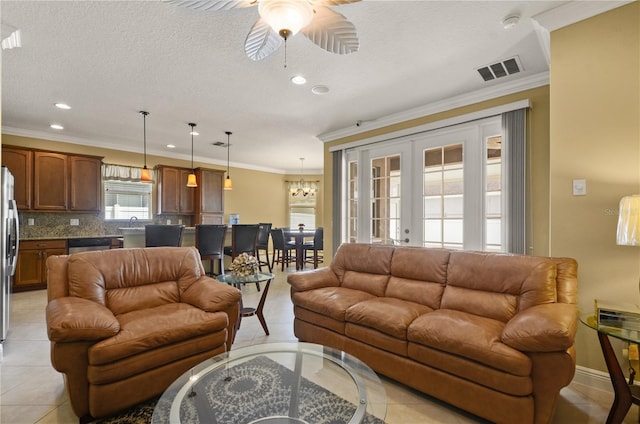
<box><xmin>283</xmin><ymin>228</ymin><xmax>317</xmax><ymax>270</ymax></box>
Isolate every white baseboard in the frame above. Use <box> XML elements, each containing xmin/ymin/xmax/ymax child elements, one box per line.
<box><xmin>572</xmin><ymin>365</ymin><xmax>614</xmax><ymax>393</ymax></box>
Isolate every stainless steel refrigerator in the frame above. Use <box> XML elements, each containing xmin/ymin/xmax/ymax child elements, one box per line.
<box><xmin>1</xmin><ymin>166</ymin><xmax>19</xmax><ymax>343</ymax></box>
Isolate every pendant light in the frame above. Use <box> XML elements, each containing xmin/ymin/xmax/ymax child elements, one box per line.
<box><xmin>186</xmin><ymin>123</ymin><xmax>198</xmax><ymax>187</ymax></box>
<box><xmin>224</xmin><ymin>131</ymin><xmax>233</xmax><ymax>190</ymax></box>
<box><xmin>139</xmin><ymin>111</ymin><xmax>152</xmax><ymax>182</ymax></box>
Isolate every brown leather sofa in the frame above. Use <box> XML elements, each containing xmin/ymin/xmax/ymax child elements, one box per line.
<box><xmin>45</xmin><ymin>246</ymin><xmax>241</xmax><ymax>420</ymax></box>
<box><xmin>288</xmin><ymin>243</ymin><xmax>578</xmax><ymax>424</ymax></box>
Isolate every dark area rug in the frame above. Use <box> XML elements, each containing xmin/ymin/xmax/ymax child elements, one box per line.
<box><xmin>94</xmin><ymin>355</ymin><xmax>385</xmax><ymax>424</ymax></box>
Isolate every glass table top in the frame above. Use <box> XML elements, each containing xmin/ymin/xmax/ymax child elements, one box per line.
<box><xmin>581</xmin><ymin>314</ymin><xmax>640</xmax><ymax>344</ymax></box>
<box><xmin>151</xmin><ymin>342</ymin><xmax>386</xmax><ymax>424</ymax></box>
<box><xmin>216</xmin><ymin>272</ymin><xmax>274</xmax><ymax>285</ymax></box>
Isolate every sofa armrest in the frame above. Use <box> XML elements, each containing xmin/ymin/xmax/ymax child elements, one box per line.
<box><xmin>287</xmin><ymin>267</ymin><xmax>340</xmax><ymax>292</ymax></box>
<box><xmin>182</xmin><ymin>277</ymin><xmax>242</xmax><ymax>312</ymax></box>
<box><xmin>46</xmin><ymin>297</ymin><xmax>120</xmax><ymax>342</ymax></box>
<box><xmin>502</xmin><ymin>303</ymin><xmax>578</xmax><ymax>352</ymax></box>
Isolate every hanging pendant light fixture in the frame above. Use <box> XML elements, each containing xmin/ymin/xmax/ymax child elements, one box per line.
<box><xmin>290</xmin><ymin>157</ymin><xmax>315</xmax><ymax>197</ymax></box>
<box><xmin>186</xmin><ymin>123</ymin><xmax>198</xmax><ymax>187</ymax></box>
<box><xmin>139</xmin><ymin>111</ymin><xmax>152</xmax><ymax>182</ymax></box>
<box><xmin>224</xmin><ymin>131</ymin><xmax>233</xmax><ymax>190</ymax></box>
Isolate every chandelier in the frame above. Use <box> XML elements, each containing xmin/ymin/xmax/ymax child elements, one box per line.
<box><xmin>290</xmin><ymin>158</ymin><xmax>317</xmax><ymax>197</ymax></box>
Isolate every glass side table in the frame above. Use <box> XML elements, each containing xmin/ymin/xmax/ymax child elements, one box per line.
<box><xmin>580</xmin><ymin>315</ymin><xmax>640</xmax><ymax>424</ymax></box>
<box><xmin>217</xmin><ymin>272</ymin><xmax>274</xmax><ymax>335</ymax></box>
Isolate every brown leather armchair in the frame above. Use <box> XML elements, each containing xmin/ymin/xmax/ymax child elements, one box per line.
<box><xmin>46</xmin><ymin>247</ymin><xmax>241</xmax><ymax>420</ymax></box>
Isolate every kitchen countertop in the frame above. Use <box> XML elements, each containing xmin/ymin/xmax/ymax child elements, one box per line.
<box><xmin>21</xmin><ymin>235</ymin><xmax>122</xmax><ymax>241</ymax></box>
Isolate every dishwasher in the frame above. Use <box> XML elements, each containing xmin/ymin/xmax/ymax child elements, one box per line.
<box><xmin>67</xmin><ymin>237</ymin><xmax>112</xmax><ymax>253</ymax></box>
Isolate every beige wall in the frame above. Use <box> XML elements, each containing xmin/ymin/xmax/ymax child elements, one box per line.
<box><xmin>1</xmin><ymin>133</ymin><xmax>291</xmax><ymax>228</ymax></box>
<box><xmin>550</xmin><ymin>3</ymin><xmax>640</xmax><ymax>372</ymax></box>
<box><xmin>322</xmin><ymin>86</ymin><xmax>552</xmax><ymax>261</ymax></box>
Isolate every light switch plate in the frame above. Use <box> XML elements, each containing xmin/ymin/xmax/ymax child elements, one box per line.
<box><xmin>572</xmin><ymin>179</ymin><xmax>587</xmax><ymax>196</ymax></box>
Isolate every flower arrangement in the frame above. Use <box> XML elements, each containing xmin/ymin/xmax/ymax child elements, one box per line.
<box><xmin>230</xmin><ymin>253</ymin><xmax>259</xmax><ymax>277</ymax></box>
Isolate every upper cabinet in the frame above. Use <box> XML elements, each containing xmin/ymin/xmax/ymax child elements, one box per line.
<box><xmin>2</xmin><ymin>146</ymin><xmax>103</xmax><ymax>212</ymax></box>
<box><xmin>194</xmin><ymin>168</ymin><xmax>224</xmax><ymax>224</ymax></box>
<box><xmin>69</xmin><ymin>155</ymin><xmax>102</xmax><ymax>212</ymax></box>
<box><xmin>2</xmin><ymin>147</ymin><xmax>33</xmax><ymax>209</ymax></box>
<box><xmin>155</xmin><ymin>166</ymin><xmax>195</xmax><ymax>215</ymax></box>
<box><xmin>34</xmin><ymin>151</ymin><xmax>68</xmax><ymax>210</ymax></box>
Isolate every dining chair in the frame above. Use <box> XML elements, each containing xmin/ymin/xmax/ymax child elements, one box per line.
<box><xmin>303</xmin><ymin>227</ymin><xmax>324</xmax><ymax>269</ymax></box>
<box><xmin>195</xmin><ymin>224</ymin><xmax>227</xmax><ymax>276</ymax></box>
<box><xmin>270</xmin><ymin>228</ymin><xmax>296</xmax><ymax>272</ymax></box>
<box><xmin>144</xmin><ymin>224</ymin><xmax>185</xmax><ymax>247</ymax></box>
<box><xmin>224</xmin><ymin>224</ymin><xmax>261</xmax><ymax>290</ymax></box>
<box><xmin>256</xmin><ymin>223</ymin><xmax>272</xmax><ymax>272</ymax></box>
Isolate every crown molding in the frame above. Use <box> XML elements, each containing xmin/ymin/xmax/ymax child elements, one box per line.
<box><xmin>1</xmin><ymin>125</ymin><xmax>288</xmax><ymax>174</ymax></box>
<box><xmin>531</xmin><ymin>0</ymin><xmax>633</xmax><ymax>33</ymax></box>
<box><xmin>318</xmin><ymin>71</ymin><xmax>549</xmax><ymax>143</ymax></box>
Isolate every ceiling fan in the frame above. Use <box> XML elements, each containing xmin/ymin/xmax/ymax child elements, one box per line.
<box><xmin>165</xmin><ymin>0</ymin><xmax>361</xmax><ymax>61</ymax></box>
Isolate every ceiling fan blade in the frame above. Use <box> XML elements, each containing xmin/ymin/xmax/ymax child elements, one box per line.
<box><xmin>301</xmin><ymin>6</ymin><xmax>359</xmax><ymax>55</ymax></box>
<box><xmin>245</xmin><ymin>18</ymin><xmax>283</xmax><ymax>61</ymax></box>
<box><xmin>163</xmin><ymin>0</ymin><xmax>256</xmax><ymax>11</ymax></box>
<box><xmin>310</xmin><ymin>0</ymin><xmax>361</xmax><ymax>6</ymax></box>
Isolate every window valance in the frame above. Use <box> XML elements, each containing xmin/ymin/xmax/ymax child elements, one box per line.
<box><xmin>102</xmin><ymin>164</ymin><xmax>154</xmax><ymax>182</ymax></box>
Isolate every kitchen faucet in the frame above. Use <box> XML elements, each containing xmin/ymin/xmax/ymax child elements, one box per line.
<box><xmin>129</xmin><ymin>216</ymin><xmax>138</xmax><ymax>227</ymax></box>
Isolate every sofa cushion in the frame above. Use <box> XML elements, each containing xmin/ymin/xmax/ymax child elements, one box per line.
<box><xmin>88</xmin><ymin>303</ymin><xmax>229</xmax><ymax>365</ymax></box>
<box><xmin>346</xmin><ymin>297</ymin><xmax>432</xmax><ymax>339</ymax></box>
<box><xmin>291</xmin><ymin>287</ymin><xmax>375</xmax><ymax>322</ymax></box>
<box><xmin>331</xmin><ymin>244</ymin><xmax>394</xmax><ymax>296</ymax></box>
<box><xmin>66</xmin><ymin>247</ymin><xmax>203</xmax><ymax>312</ymax></box>
<box><xmin>407</xmin><ymin>309</ymin><xmax>531</xmax><ymax>376</ymax></box>
<box><xmin>442</xmin><ymin>252</ymin><xmax>558</xmax><ymax>321</ymax></box>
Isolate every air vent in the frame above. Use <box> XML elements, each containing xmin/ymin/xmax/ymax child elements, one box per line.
<box><xmin>211</xmin><ymin>141</ymin><xmax>229</xmax><ymax>147</ymax></box>
<box><xmin>476</xmin><ymin>56</ymin><xmax>523</xmax><ymax>82</ymax></box>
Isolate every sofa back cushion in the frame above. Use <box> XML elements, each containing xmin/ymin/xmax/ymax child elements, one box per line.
<box><xmin>386</xmin><ymin>247</ymin><xmax>450</xmax><ymax>309</ymax></box>
<box><xmin>442</xmin><ymin>251</ymin><xmax>558</xmax><ymax>322</ymax></box>
<box><xmin>67</xmin><ymin>247</ymin><xmax>204</xmax><ymax>315</ymax></box>
<box><xmin>331</xmin><ymin>244</ymin><xmax>394</xmax><ymax>296</ymax></box>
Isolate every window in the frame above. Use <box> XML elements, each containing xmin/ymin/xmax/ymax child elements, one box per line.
<box><xmin>104</xmin><ymin>180</ymin><xmax>151</xmax><ymax>220</ymax></box>
<box><xmin>289</xmin><ymin>194</ymin><xmax>316</xmax><ymax>228</ymax></box>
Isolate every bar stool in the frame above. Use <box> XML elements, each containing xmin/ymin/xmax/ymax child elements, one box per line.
<box><xmin>195</xmin><ymin>224</ymin><xmax>227</xmax><ymax>276</ymax></box>
<box><xmin>144</xmin><ymin>225</ymin><xmax>185</xmax><ymax>247</ymax></box>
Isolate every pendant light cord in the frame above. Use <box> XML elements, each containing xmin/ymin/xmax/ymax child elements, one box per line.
<box><xmin>139</xmin><ymin>111</ymin><xmax>149</xmax><ymax>168</ymax></box>
<box><xmin>226</xmin><ymin>131</ymin><xmax>232</xmax><ymax>174</ymax></box>
<box><xmin>189</xmin><ymin>123</ymin><xmax>196</xmax><ymax>171</ymax></box>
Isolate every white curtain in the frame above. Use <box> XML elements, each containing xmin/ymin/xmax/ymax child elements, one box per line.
<box><xmin>102</xmin><ymin>164</ymin><xmax>154</xmax><ymax>182</ymax></box>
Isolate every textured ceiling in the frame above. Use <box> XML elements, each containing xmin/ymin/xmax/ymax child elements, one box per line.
<box><xmin>0</xmin><ymin>0</ymin><xmax>603</xmax><ymax>173</ymax></box>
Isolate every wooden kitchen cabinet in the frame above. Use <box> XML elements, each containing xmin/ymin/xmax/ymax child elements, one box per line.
<box><xmin>155</xmin><ymin>166</ymin><xmax>195</xmax><ymax>215</ymax></box>
<box><xmin>34</xmin><ymin>151</ymin><xmax>68</xmax><ymax>210</ymax></box>
<box><xmin>14</xmin><ymin>239</ymin><xmax>67</xmax><ymax>291</ymax></box>
<box><xmin>1</xmin><ymin>147</ymin><xmax>33</xmax><ymax>209</ymax></box>
<box><xmin>194</xmin><ymin>168</ymin><xmax>224</xmax><ymax>224</ymax></box>
<box><xmin>69</xmin><ymin>155</ymin><xmax>102</xmax><ymax>212</ymax></box>
<box><xmin>1</xmin><ymin>146</ymin><xmax>103</xmax><ymax>212</ymax></box>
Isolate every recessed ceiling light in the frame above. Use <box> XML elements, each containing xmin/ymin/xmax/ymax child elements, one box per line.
<box><xmin>311</xmin><ymin>85</ymin><xmax>329</xmax><ymax>95</ymax></box>
<box><xmin>166</xmin><ymin>144</ymin><xmax>176</xmax><ymax>149</ymax></box>
<box><xmin>54</xmin><ymin>103</ymin><xmax>71</xmax><ymax>110</ymax></box>
<box><xmin>291</xmin><ymin>75</ymin><xmax>306</xmax><ymax>85</ymax></box>
<box><xmin>50</xmin><ymin>124</ymin><xmax>64</xmax><ymax>130</ymax></box>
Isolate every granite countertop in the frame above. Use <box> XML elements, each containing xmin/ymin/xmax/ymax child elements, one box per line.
<box><xmin>21</xmin><ymin>235</ymin><xmax>123</xmax><ymax>241</ymax></box>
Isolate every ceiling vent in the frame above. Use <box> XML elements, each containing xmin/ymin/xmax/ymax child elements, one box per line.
<box><xmin>476</xmin><ymin>56</ymin><xmax>523</xmax><ymax>82</ymax></box>
<box><xmin>211</xmin><ymin>141</ymin><xmax>229</xmax><ymax>147</ymax></box>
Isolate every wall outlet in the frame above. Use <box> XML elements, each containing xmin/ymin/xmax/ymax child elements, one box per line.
<box><xmin>572</xmin><ymin>179</ymin><xmax>587</xmax><ymax>196</ymax></box>
<box><xmin>166</xmin><ymin>219</ymin><xmax>171</xmax><ymax>225</ymax></box>
<box><xmin>70</xmin><ymin>219</ymin><xmax>79</xmax><ymax>226</ymax></box>
<box><xmin>178</xmin><ymin>219</ymin><xmax>183</xmax><ymax>225</ymax></box>
<box><xmin>27</xmin><ymin>218</ymin><xmax>34</xmax><ymax>226</ymax></box>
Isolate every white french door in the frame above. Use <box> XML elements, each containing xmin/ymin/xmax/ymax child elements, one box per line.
<box><xmin>345</xmin><ymin>117</ymin><xmax>503</xmax><ymax>251</ymax></box>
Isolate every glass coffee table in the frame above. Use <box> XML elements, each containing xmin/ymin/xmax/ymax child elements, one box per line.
<box><xmin>151</xmin><ymin>342</ymin><xmax>386</xmax><ymax>424</ymax></box>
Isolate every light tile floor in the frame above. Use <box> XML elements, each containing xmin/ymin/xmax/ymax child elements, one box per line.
<box><xmin>0</xmin><ymin>265</ymin><xmax>636</xmax><ymax>423</ymax></box>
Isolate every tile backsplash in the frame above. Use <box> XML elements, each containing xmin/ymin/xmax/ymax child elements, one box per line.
<box><xmin>19</xmin><ymin>212</ymin><xmax>193</xmax><ymax>239</ymax></box>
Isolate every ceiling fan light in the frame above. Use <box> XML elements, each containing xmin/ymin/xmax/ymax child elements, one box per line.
<box><xmin>258</xmin><ymin>0</ymin><xmax>313</xmax><ymax>38</ymax></box>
